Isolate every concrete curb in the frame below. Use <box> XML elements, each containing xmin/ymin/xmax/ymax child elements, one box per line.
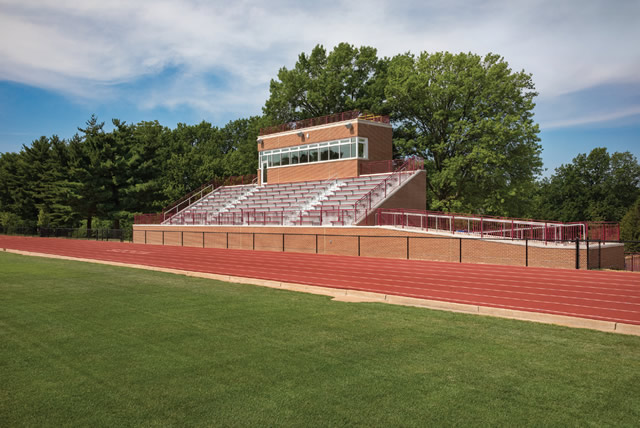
<box><xmin>3</xmin><ymin>248</ymin><xmax>639</xmax><ymax>337</ymax></box>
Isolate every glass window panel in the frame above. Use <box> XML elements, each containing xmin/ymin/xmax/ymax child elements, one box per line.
<box><xmin>299</xmin><ymin>150</ymin><xmax>309</xmax><ymax>163</ymax></box>
<box><xmin>272</xmin><ymin>153</ymin><xmax>281</xmax><ymax>166</ymax></box>
<box><xmin>358</xmin><ymin>143</ymin><xmax>365</xmax><ymax>158</ymax></box>
<box><xmin>320</xmin><ymin>147</ymin><xmax>329</xmax><ymax>161</ymax></box>
<box><xmin>330</xmin><ymin>146</ymin><xmax>339</xmax><ymax>160</ymax></box>
<box><xmin>329</xmin><ymin>140</ymin><xmax>339</xmax><ymax>146</ymax></box>
<box><xmin>350</xmin><ymin>143</ymin><xmax>356</xmax><ymax>158</ymax></box>
<box><xmin>340</xmin><ymin>144</ymin><xmax>351</xmax><ymax>159</ymax></box>
<box><xmin>319</xmin><ymin>142</ymin><xmax>328</xmax><ymax>147</ymax></box>
<box><xmin>309</xmin><ymin>148</ymin><xmax>319</xmax><ymax>162</ymax></box>
<box><xmin>291</xmin><ymin>150</ymin><xmax>299</xmax><ymax>164</ymax></box>
<box><xmin>281</xmin><ymin>152</ymin><xmax>290</xmax><ymax>166</ymax></box>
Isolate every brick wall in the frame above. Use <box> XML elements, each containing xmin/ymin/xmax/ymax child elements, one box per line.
<box><xmin>357</xmin><ymin>122</ymin><xmax>393</xmax><ymax>162</ymax></box>
<box><xmin>132</xmin><ymin>224</ymin><xmax>625</xmax><ymax>270</ymax></box>
<box><xmin>266</xmin><ymin>159</ymin><xmax>359</xmax><ymax>184</ymax></box>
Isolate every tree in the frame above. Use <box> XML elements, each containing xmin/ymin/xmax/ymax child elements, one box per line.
<box><xmin>71</xmin><ymin>115</ymin><xmax>109</xmax><ymax>229</ymax></box>
<box><xmin>620</xmin><ymin>197</ymin><xmax>640</xmax><ymax>251</ymax></box>
<box><xmin>264</xmin><ymin>43</ymin><xmax>388</xmax><ymax>123</ymax></box>
<box><xmin>386</xmin><ymin>52</ymin><xmax>542</xmax><ymax>215</ymax></box>
<box><xmin>535</xmin><ymin>148</ymin><xmax>640</xmax><ymax>222</ymax></box>
<box><xmin>218</xmin><ymin>116</ymin><xmax>266</xmax><ymax>177</ymax></box>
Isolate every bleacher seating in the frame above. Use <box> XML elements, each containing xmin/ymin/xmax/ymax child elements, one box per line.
<box><xmin>164</xmin><ymin>172</ymin><xmax>413</xmax><ymax>226</ymax></box>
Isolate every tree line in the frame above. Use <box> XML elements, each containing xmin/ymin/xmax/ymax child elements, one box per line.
<box><xmin>1</xmin><ymin>43</ymin><xmax>639</xmax><ymax>238</ymax></box>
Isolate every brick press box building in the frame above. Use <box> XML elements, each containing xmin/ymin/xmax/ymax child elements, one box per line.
<box><xmin>133</xmin><ymin>111</ymin><xmax>624</xmax><ymax>270</ymax></box>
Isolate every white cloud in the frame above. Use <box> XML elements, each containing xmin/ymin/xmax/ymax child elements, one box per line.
<box><xmin>542</xmin><ymin>106</ymin><xmax>640</xmax><ymax>129</ymax></box>
<box><xmin>0</xmin><ymin>0</ymin><xmax>638</xmax><ymax>126</ymax></box>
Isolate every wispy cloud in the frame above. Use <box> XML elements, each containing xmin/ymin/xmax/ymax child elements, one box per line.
<box><xmin>0</xmin><ymin>0</ymin><xmax>638</xmax><ymax>127</ymax></box>
<box><xmin>543</xmin><ymin>106</ymin><xmax>640</xmax><ymax>129</ymax></box>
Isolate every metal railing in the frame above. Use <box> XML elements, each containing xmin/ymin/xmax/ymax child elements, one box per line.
<box><xmin>164</xmin><ymin>205</ymin><xmax>360</xmax><ymax>227</ymax></box>
<box><xmin>353</xmin><ymin>157</ymin><xmax>424</xmax><ymax>223</ymax></box>
<box><xmin>161</xmin><ymin>174</ymin><xmax>256</xmax><ymax>222</ymax></box>
<box><xmin>376</xmin><ymin>208</ymin><xmax>621</xmax><ymax>244</ymax></box>
<box><xmin>0</xmin><ymin>227</ymin><xmax>131</xmax><ymax>241</ymax></box>
<box><xmin>259</xmin><ymin>110</ymin><xmax>390</xmax><ymax>136</ymax></box>
<box><xmin>360</xmin><ymin>159</ymin><xmax>407</xmax><ymax>175</ymax></box>
<box><xmin>587</xmin><ymin>222</ymin><xmax>620</xmax><ymax>241</ymax></box>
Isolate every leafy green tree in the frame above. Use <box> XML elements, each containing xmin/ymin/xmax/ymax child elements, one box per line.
<box><xmin>386</xmin><ymin>51</ymin><xmax>542</xmax><ymax>215</ymax></box>
<box><xmin>264</xmin><ymin>43</ymin><xmax>388</xmax><ymax>122</ymax></box>
<box><xmin>218</xmin><ymin>116</ymin><xmax>266</xmax><ymax>177</ymax></box>
<box><xmin>535</xmin><ymin>148</ymin><xmax>640</xmax><ymax>222</ymax></box>
<box><xmin>620</xmin><ymin>197</ymin><xmax>640</xmax><ymax>251</ymax></box>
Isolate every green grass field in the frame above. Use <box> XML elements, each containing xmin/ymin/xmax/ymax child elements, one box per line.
<box><xmin>1</xmin><ymin>252</ymin><xmax>639</xmax><ymax>427</ymax></box>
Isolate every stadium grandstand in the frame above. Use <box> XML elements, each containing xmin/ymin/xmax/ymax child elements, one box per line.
<box><xmin>134</xmin><ymin>110</ymin><xmax>624</xmax><ymax>270</ymax></box>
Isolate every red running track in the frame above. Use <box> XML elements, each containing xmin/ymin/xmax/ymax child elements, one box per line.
<box><xmin>2</xmin><ymin>235</ymin><xmax>640</xmax><ymax>325</ymax></box>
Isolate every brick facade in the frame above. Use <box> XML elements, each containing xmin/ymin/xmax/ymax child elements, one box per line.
<box><xmin>132</xmin><ymin>224</ymin><xmax>625</xmax><ymax>270</ymax></box>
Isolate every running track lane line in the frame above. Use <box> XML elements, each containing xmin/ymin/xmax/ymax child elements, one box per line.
<box><xmin>1</xmin><ymin>236</ymin><xmax>639</xmax><ymax>333</ymax></box>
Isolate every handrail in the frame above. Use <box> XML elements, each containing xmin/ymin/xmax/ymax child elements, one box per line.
<box><xmin>353</xmin><ymin>156</ymin><xmax>423</xmax><ymax>223</ymax></box>
<box><xmin>162</xmin><ymin>174</ymin><xmax>256</xmax><ymax>221</ymax></box>
<box><xmin>155</xmin><ymin>206</ymin><xmax>360</xmax><ymax>227</ymax></box>
<box><xmin>259</xmin><ymin>110</ymin><xmax>390</xmax><ymax>136</ymax></box>
<box><xmin>376</xmin><ymin>208</ymin><xmax>620</xmax><ymax>243</ymax></box>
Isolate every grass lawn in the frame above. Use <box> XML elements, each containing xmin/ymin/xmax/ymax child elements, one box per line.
<box><xmin>1</xmin><ymin>252</ymin><xmax>639</xmax><ymax>427</ymax></box>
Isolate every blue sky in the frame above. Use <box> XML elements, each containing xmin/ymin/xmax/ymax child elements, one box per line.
<box><xmin>1</xmin><ymin>0</ymin><xmax>638</xmax><ymax>175</ymax></box>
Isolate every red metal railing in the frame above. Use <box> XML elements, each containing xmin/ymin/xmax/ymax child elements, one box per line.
<box><xmin>160</xmin><ymin>205</ymin><xmax>358</xmax><ymax>227</ymax></box>
<box><xmin>161</xmin><ymin>174</ymin><xmax>256</xmax><ymax>222</ymax></box>
<box><xmin>360</xmin><ymin>159</ymin><xmax>407</xmax><ymax>175</ymax></box>
<box><xmin>133</xmin><ymin>213</ymin><xmax>164</xmax><ymax>224</ymax></box>
<box><xmin>353</xmin><ymin>157</ymin><xmax>424</xmax><ymax>223</ymax></box>
<box><xmin>587</xmin><ymin>222</ymin><xmax>620</xmax><ymax>241</ymax></box>
<box><xmin>376</xmin><ymin>208</ymin><xmax>620</xmax><ymax>243</ymax></box>
<box><xmin>259</xmin><ymin>110</ymin><xmax>390</xmax><ymax>136</ymax></box>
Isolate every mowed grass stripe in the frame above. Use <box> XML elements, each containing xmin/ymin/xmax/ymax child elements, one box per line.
<box><xmin>1</xmin><ymin>252</ymin><xmax>639</xmax><ymax>427</ymax></box>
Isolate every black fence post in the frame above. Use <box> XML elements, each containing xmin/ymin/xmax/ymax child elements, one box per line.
<box><xmin>586</xmin><ymin>240</ymin><xmax>590</xmax><ymax>269</ymax></box>
<box><xmin>459</xmin><ymin>238</ymin><xmax>462</xmax><ymax>263</ymax></box>
<box><xmin>181</xmin><ymin>231</ymin><xmax>183</xmax><ymax>246</ymax></box>
<box><xmin>202</xmin><ymin>232</ymin><xmax>205</xmax><ymax>248</ymax></box>
<box><xmin>598</xmin><ymin>241</ymin><xmax>602</xmax><ymax>269</ymax></box>
<box><xmin>282</xmin><ymin>234</ymin><xmax>285</xmax><ymax>252</ymax></box>
<box><xmin>525</xmin><ymin>238</ymin><xmax>528</xmax><ymax>267</ymax></box>
<box><xmin>226</xmin><ymin>232</ymin><xmax>229</xmax><ymax>249</ymax></box>
<box><xmin>406</xmin><ymin>236</ymin><xmax>410</xmax><ymax>260</ymax></box>
<box><xmin>315</xmin><ymin>234</ymin><xmax>318</xmax><ymax>254</ymax></box>
<box><xmin>162</xmin><ymin>231</ymin><xmax>165</xmax><ymax>245</ymax></box>
<box><xmin>358</xmin><ymin>236</ymin><xmax>361</xmax><ymax>257</ymax></box>
<box><xmin>575</xmin><ymin>238</ymin><xmax>580</xmax><ymax>269</ymax></box>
